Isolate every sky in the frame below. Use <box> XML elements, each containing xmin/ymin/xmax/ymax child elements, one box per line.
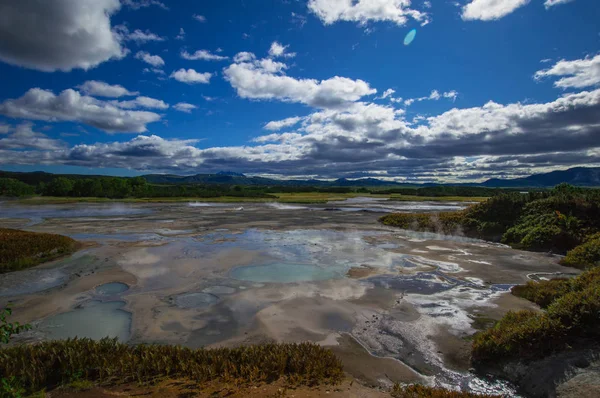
<box><xmin>0</xmin><ymin>0</ymin><xmax>599</xmax><ymax>183</ymax></box>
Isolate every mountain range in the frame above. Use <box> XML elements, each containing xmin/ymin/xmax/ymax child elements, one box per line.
<box><xmin>2</xmin><ymin>167</ymin><xmax>599</xmax><ymax>188</ymax></box>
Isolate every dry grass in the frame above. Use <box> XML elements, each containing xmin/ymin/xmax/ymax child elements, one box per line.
<box><xmin>0</xmin><ymin>338</ymin><xmax>344</xmax><ymax>395</ymax></box>
<box><xmin>0</xmin><ymin>228</ymin><xmax>79</xmax><ymax>273</ymax></box>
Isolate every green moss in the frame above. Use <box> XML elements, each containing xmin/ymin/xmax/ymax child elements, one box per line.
<box><xmin>0</xmin><ymin>229</ymin><xmax>79</xmax><ymax>273</ymax></box>
<box><xmin>0</xmin><ymin>339</ymin><xmax>344</xmax><ymax>395</ymax></box>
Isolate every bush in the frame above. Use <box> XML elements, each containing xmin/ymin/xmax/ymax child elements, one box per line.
<box><xmin>379</xmin><ymin>212</ymin><xmax>464</xmax><ymax>235</ymax></box>
<box><xmin>0</xmin><ymin>229</ymin><xmax>79</xmax><ymax>273</ymax></box>
<box><xmin>391</xmin><ymin>384</ymin><xmax>502</xmax><ymax>397</ymax></box>
<box><xmin>561</xmin><ymin>233</ymin><xmax>600</xmax><ymax>269</ymax></box>
<box><xmin>474</xmin><ymin>267</ymin><xmax>600</xmax><ymax>363</ymax></box>
<box><xmin>511</xmin><ymin>278</ymin><xmax>571</xmax><ymax>308</ymax></box>
<box><xmin>0</xmin><ymin>339</ymin><xmax>344</xmax><ymax>395</ymax></box>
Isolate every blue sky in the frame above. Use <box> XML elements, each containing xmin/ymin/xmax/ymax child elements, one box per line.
<box><xmin>0</xmin><ymin>0</ymin><xmax>599</xmax><ymax>182</ymax></box>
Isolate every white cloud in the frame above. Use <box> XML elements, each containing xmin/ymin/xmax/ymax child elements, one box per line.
<box><xmin>114</xmin><ymin>96</ymin><xmax>169</xmax><ymax>110</ymax></box>
<box><xmin>0</xmin><ymin>0</ymin><xmax>126</xmax><ymax>72</ymax></box>
<box><xmin>170</xmin><ymin>69</ymin><xmax>212</xmax><ymax>84</ymax></box>
<box><xmin>461</xmin><ymin>0</ymin><xmax>530</xmax><ymax>21</ymax></box>
<box><xmin>534</xmin><ymin>54</ymin><xmax>600</xmax><ymax>89</ymax></box>
<box><xmin>0</xmin><ymin>88</ymin><xmax>161</xmax><ymax>133</ymax></box>
<box><xmin>77</xmin><ymin>81</ymin><xmax>139</xmax><ymax>98</ymax></box>
<box><xmin>193</xmin><ymin>14</ymin><xmax>206</xmax><ymax>22</ymax></box>
<box><xmin>443</xmin><ymin>90</ymin><xmax>459</xmax><ymax>102</ymax></box>
<box><xmin>0</xmin><ymin>124</ymin><xmax>10</xmax><ymax>134</ymax></box>
<box><xmin>173</xmin><ymin>103</ymin><xmax>198</xmax><ymax>113</ymax></box>
<box><xmin>264</xmin><ymin>117</ymin><xmax>304</xmax><ymax>131</ymax></box>
<box><xmin>404</xmin><ymin>89</ymin><xmax>458</xmax><ymax>106</ymax></box>
<box><xmin>379</xmin><ymin>89</ymin><xmax>396</xmax><ymax>99</ymax></box>
<box><xmin>544</xmin><ymin>0</ymin><xmax>575</xmax><ymax>8</ymax></box>
<box><xmin>0</xmin><ymin>122</ymin><xmax>65</xmax><ymax>150</ymax></box>
<box><xmin>308</xmin><ymin>0</ymin><xmax>429</xmax><ymax>26</ymax></box>
<box><xmin>176</xmin><ymin>28</ymin><xmax>185</xmax><ymax>40</ymax></box>
<box><xmin>268</xmin><ymin>42</ymin><xmax>296</xmax><ymax>58</ymax></box>
<box><xmin>143</xmin><ymin>68</ymin><xmax>166</xmax><ymax>75</ymax></box>
<box><xmin>119</xmin><ymin>27</ymin><xmax>165</xmax><ymax>43</ymax></box>
<box><xmin>135</xmin><ymin>51</ymin><xmax>165</xmax><ymax>67</ymax></box>
<box><xmin>181</xmin><ymin>50</ymin><xmax>229</xmax><ymax>61</ymax></box>
<box><xmin>122</xmin><ymin>0</ymin><xmax>167</xmax><ymax>9</ymax></box>
<box><xmin>233</xmin><ymin>52</ymin><xmax>257</xmax><ymax>63</ymax></box>
<box><xmin>223</xmin><ymin>55</ymin><xmax>376</xmax><ymax>109</ymax></box>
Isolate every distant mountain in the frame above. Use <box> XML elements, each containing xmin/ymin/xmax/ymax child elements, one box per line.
<box><xmin>481</xmin><ymin>167</ymin><xmax>600</xmax><ymax>188</ymax></box>
<box><xmin>3</xmin><ymin>166</ymin><xmax>600</xmax><ymax>188</ymax></box>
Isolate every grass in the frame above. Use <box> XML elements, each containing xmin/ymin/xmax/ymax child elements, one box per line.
<box><xmin>391</xmin><ymin>384</ymin><xmax>502</xmax><ymax>397</ymax></box>
<box><xmin>472</xmin><ymin>267</ymin><xmax>600</xmax><ymax>364</ymax></box>
<box><xmin>0</xmin><ymin>338</ymin><xmax>344</xmax><ymax>395</ymax></box>
<box><xmin>0</xmin><ymin>228</ymin><xmax>79</xmax><ymax>274</ymax></box>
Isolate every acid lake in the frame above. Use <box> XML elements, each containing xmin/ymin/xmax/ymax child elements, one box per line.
<box><xmin>0</xmin><ymin>199</ymin><xmax>576</xmax><ymax>395</ymax></box>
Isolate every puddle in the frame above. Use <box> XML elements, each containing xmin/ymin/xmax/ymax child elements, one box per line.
<box><xmin>231</xmin><ymin>262</ymin><xmax>343</xmax><ymax>283</ymax></box>
<box><xmin>174</xmin><ymin>292</ymin><xmax>219</xmax><ymax>308</ymax></box>
<box><xmin>203</xmin><ymin>285</ymin><xmax>236</xmax><ymax>295</ymax></box>
<box><xmin>39</xmin><ymin>300</ymin><xmax>131</xmax><ymax>341</ymax></box>
<box><xmin>96</xmin><ymin>282</ymin><xmax>129</xmax><ymax>295</ymax></box>
<box><xmin>368</xmin><ymin>272</ymin><xmax>455</xmax><ymax>294</ymax></box>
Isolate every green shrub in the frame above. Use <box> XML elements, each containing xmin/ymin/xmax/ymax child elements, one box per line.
<box><xmin>379</xmin><ymin>212</ymin><xmax>464</xmax><ymax>235</ymax></box>
<box><xmin>472</xmin><ymin>310</ymin><xmax>566</xmax><ymax>363</ymax></box>
<box><xmin>0</xmin><ymin>229</ymin><xmax>79</xmax><ymax>273</ymax></box>
<box><xmin>391</xmin><ymin>384</ymin><xmax>502</xmax><ymax>397</ymax></box>
<box><xmin>561</xmin><ymin>233</ymin><xmax>600</xmax><ymax>269</ymax></box>
<box><xmin>474</xmin><ymin>267</ymin><xmax>600</xmax><ymax>363</ymax></box>
<box><xmin>511</xmin><ymin>278</ymin><xmax>571</xmax><ymax>308</ymax></box>
<box><xmin>0</xmin><ymin>338</ymin><xmax>344</xmax><ymax>395</ymax></box>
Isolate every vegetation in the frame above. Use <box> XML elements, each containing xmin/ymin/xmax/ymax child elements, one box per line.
<box><xmin>472</xmin><ymin>267</ymin><xmax>600</xmax><ymax>363</ymax></box>
<box><xmin>0</xmin><ymin>338</ymin><xmax>344</xmax><ymax>395</ymax></box>
<box><xmin>0</xmin><ymin>228</ymin><xmax>79</xmax><ymax>273</ymax></box>
<box><xmin>1</xmin><ymin>307</ymin><xmax>31</xmax><ymax>345</ymax></box>
<box><xmin>511</xmin><ymin>278</ymin><xmax>571</xmax><ymax>308</ymax></box>
<box><xmin>381</xmin><ymin>184</ymin><xmax>600</xmax><ymax>255</ymax></box>
<box><xmin>561</xmin><ymin>232</ymin><xmax>600</xmax><ymax>269</ymax></box>
<box><xmin>0</xmin><ymin>178</ymin><xmax>35</xmax><ymax>197</ymax></box>
<box><xmin>391</xmin><ymin>384</ymin><xmax>501</xmax><ymax>398</ymax></box>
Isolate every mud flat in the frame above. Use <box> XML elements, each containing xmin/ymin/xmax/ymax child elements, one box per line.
<box><xmin>0</xmin><ymin>198</ymin><xmax>579</xmax><ymax>395</ymax></box>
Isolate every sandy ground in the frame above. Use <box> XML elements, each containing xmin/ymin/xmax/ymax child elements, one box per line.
<box><xmin>0</xmin><ymin>200</ymin><xmax>581</xmax><ymax>395</ymax></box>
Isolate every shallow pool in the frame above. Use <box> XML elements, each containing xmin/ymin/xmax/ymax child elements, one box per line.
<box><xmin>39</xmin><ymin>300</ymin><xmax>131</xmax><ymax>341</ymax></box>
<box><xmin>230</xmin><ymin>262</ymin><xmax>343</xmax><ymax>283</ymax></box>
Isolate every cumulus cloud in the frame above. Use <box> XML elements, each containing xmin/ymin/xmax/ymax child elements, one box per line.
<box><xmin>0</xmin><ymin>122</ymin><xmax>65</xmax><ymax>150</ymax></box>
<box><xmin>534</xmin><ymin>54</ymin><xmax>600</xmax><ymax>89</ymax></box>
<box><xmin>170</xmin><ymin>69</ymin><xmax>212</xmax><ymax>84</ymax></box>
<box><xmin>2</xmin><ymin>86</ymin><xmax>600</xmax><ymax>182</ymax></box>
<box><xmin>181</xmin><ymin>50</ymin><xmax>229</xmax><ymax>61</ymax></box>
<box><xmin>462</xmin><ymin>0</ymin><xmax>530</xmax><ymax>21</ymax></box>
<box><xmin>77</xmin><ymin>81</ymin><xmax>139</xmax><ymax>98</ymax></box>
<box><xmin>308</xmin><ymin>0</ymin><xmax>429</xmax><ymax>26</ymax></box>
<box><xmin>264</xmin><ymin>117</ymin><xmax>304</xmax><ymax>131</ymax></box>
<box><xmin>0</xmin><ymin>88</ymin><xmax>161</xmax><ymax>133</ymax></box>
<box><xmin>173</xmin><ymin>103</ymin><xmax>198</xmax><ymax>113</ymax></box>
<box><xmin>0</xmin><ymin>0</ymin><xmax>126</xmax><ymax>72</ymax></box>
<box><xmin>268</xmin><ymin>42</ymin><xmax>296</xmax><ymax>58</ymax></box>
<box><xmin>193</xmin><ymin>14</ymin><xmax>206</xmax><ymax>22</ymax></box>
<box><xmin>544</xmin><ymin>0</ymin><xmax>575</xmax><ymax>8</ymax></box>
<box><xmin>135</xmin><ymin>51</ymin><xmax>165</xmax><ymax>67</ymax></box>
<box><xmin>113</xmin><ymin>96</ymin><xmax>169</xmax><ymax>110</ymax></box>
<box><xmin>176</xmin><ymin>28</ymin><xmax>186</xmax><ymax>40</ymax></box>
<box><xmin>224</xmin><ymin>54</ymin><xmax>376</xmax><ymax>108</ymax></box>
<box><xmin>378</xmin><ymin>89</ymin><xmax>396</xmax><ymax>99</ymax></box>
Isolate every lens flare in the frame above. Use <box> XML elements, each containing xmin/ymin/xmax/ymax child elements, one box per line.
<box><xmin>404</xmin><ymin>29</ymin><xmax>416</xmax><ymax>46</ymax></box>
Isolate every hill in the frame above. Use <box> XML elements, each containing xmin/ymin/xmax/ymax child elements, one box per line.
<box><xmin>481</xmin><ymin>167</ymin><xmax>600</xmax><ymax>188</ymax></box>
